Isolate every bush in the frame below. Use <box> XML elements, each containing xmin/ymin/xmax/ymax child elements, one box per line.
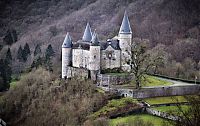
<box><xmin>0</xmin><ymin>68</ymin><xmax>107</xmax><ymax>126</ymax></box>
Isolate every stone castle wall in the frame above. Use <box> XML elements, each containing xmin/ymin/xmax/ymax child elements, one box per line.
<box><xmin>97</xmin><ymin>73</ymin><xmax>134</xmax><ymax>86</ymax></box>
<box><xmin>65</xmin><ymin>66</ymin><xmax>89</xmax><ymax>79</ymax></box>
<box><xmin>100</xmin><ymin>46</ymin><xmax>121</xmax><ymax>70</ymax></box>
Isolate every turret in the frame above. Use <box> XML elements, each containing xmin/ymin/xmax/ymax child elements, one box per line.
<box><xmin>62</xmin><ymin>32</ymin><xmax>72</xmax><ymax>78</ymax></box>
<box><xmin>89</xmin><ymin>31</ymin><xmax>100</xmax><ymax>80</ymax></box>
<box><xmin>82</xmin><ymin>23</ymin><xmax>92</xmax><ymax>42</ymax></box>
<box><xmin>118</xmin><ymin>11</ymin><xmax>132</xmax><ymax>66</ymax></box>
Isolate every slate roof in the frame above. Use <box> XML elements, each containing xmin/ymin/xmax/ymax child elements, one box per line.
<box><xmin>82</xmin><ymin>23</ymin><xmax>92</xmax><ymax>42</ymax></box>
<box><xmin>91</xmin><ymin>31</ymin><xmax>99</xmax><ymax>46</ymax></box>
<box><xmin>100</xmin><ymin>39</ymin><xmax>121</xmax><ymax>50</ymax></box>
<box><xmin>62</xmin><ymin>32</ymin><xmax>72</xmax><ymax>48</ymax></box>
<box><xmin>119</xmin><ymin>11</ymin><xmax>132</xmax><ymax>34</ymax></box>
<box><xmin>72</xmin><ymin>41</ymin><xmax>91</xmax><ymax>50</ymax></box>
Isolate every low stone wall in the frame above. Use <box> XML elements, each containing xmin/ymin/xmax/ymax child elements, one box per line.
<box><xmin>66</xmin><ymin>66</ymin><xmax>89</xmax><ymax>79</ymax></box>
<box><xmin>115</xmin><ymin>85</ymin><xmax>200</xmax><ymax>98</ymax></box>
<box><xmin>146</xmin><ymin>108</ymin><xmax>179</xmax><ymax>121</ymax></box>
<box><xmin>97</xmin><ymin>73</ymin><xmax>134</xmax><ymax>86</ymax></box>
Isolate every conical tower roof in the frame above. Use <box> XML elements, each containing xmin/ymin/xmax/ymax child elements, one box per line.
<box><xmin>82</xmin><ymin>23</ymin><xmax>92</xmax><ymax>42</ymax></box>
<box><xmin>119</xmin><ymin>11</ymin><xmax>132</xmax><ymax>34</ymax></box>
<box><xmin>62</xmin><ymin>32</ymin><xmax>72</xmax><ymax>48</ymax></box>
<box><xmin>91</xmin><ymin>31</ymin><xmax>99</xmax><ymax>46</ymax></box>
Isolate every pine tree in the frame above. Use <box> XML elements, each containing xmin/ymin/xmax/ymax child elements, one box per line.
<box><xmin>0</xmin><ymin>59</ymin><xmax>11</xmax><ymax>91</ymax></box>
<box><xmin>45</xmin><ymin>44</ymin><xmax>55</xmax><ymax>71</ymax></box>
<box><xmin>45</xmin><ymin>44</ymin><xmax>55</xmax><ymax>59</ymax></box>
<box><xmin>6</xmin><ymin>48</ymin><xmax>12</xmax><ymax>63</ymax></box>
<box><xmin>22</xmin><ymin>43</ymin><xmax>31</xmax><ymax>62</ymax></box>
<box><xmin>34</xmin><ymin>44</ymin><xmax>42</xmax><ymax>56</ymax></box>
<box><xmin>17</xmin><ymin>46</ymin><xmax>23</xmax><ymax>62</ymax></box>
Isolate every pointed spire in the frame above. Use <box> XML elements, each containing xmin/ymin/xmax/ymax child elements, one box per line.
<box><xmin>82</xmin><ymin>23</ymin><xmax>92</xmax><ymax>42</ymax></box>
<box><xmin>62</xmin><ymin>32</ymin><xmax>72</xmax><ymax>48</ymax></box>
<box><xmin>91</xmin><ymin>30</ymin><xmax>99</xmax><ymax>46</ymax></box>
<box><xmin>119</xmin><ymin>11</ymin><xmax>132</xmax><ymax>34</ymax></box>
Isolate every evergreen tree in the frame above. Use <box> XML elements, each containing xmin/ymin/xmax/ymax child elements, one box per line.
<box><xmin>22</xmin><ymin>43</ymin><xmax>31</xmax><ymax>62</ymax></box>
<box><xmin>3</xmin><ymin>29</ymin><xmax>18</xmax><ymax>45</ymax></box>
<box><xmin>6</xmin><ymin>48</ymin><xmax>12</xmax><ymax>63</ymax></box>
<box><xmin>17</xmin><ymin>46</ymin><xmax>23</xmax><ymax>62</ymax></box>
<box><xmin>0</xmin><ymin>59</ymin><xmax>11</xmax><ymax>91</ymax></box>
<box><xmin>45</xmin><ymin>44</ymin><xmax>55</xmax><ymax>72</ymax></box>
<box><xmin>31</xmin><ymin>56</ymin><xmax>43</xmax><ymax>69</ymax></box>
<box><xmin>45</xmin><ymin>44</ymin><xmax>55</xmax><ymax>59</ymax></box>
<box><xmin>34</xmin><ymin>44</ymin><xmax>42</xmax><ymax>56</ymax></box>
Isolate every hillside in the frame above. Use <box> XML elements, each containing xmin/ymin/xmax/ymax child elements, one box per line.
<box><xmin>0</xmin><ymin>0</ymin><xmax>200</xmax><ymax>73</ymax></box>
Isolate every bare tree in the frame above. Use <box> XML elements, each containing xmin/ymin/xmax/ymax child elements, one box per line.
<box><xmin>129</xmin><ymin>40</ymin><xmax>164</xmax><ymax>89</ymax></box>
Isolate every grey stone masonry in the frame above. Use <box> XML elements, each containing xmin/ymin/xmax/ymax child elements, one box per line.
<box><xmin>97</xmin><ymin>73</ymin><xmax>134</xmax><ymax>87</ymax></box>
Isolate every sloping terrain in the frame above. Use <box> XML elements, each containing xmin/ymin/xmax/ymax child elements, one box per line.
<box><xmin>0</xmin><ymin>0</ymin><xmax>199</xmax><ymax>71</ymax></box>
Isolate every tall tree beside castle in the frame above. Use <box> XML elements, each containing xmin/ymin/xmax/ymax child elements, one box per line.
<box><xmin>0</xmin><ymin>58</ymin><xmax>12</xmax><ymax>91</ymax></box>
<box><xmin>22</xmin><ymin>43</ymin><xmax>31</xmax><ymax>62</ymax></box>
<box><xmin>45</xmin><ymin>44</ymin><xmax>55</xmax><ymax>71</ymax></box>
<box><xmin>6</xmin><ymin>48</ymin><xmax>12</xmax><ymax>63</ymax></box>
<box><xmin>34</xmin><ymin>44</ymin><xmax>42</xmax><ymax>56</ymax></box>
<box><xmin>17</xmin><ymin>46</ymin><xmax>23</xmax><ymax>62</ymax></box>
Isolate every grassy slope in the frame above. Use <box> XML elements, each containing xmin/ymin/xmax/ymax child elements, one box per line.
<box><xmin>153</xmin><ymin>105</ymin><xmax>190</xmax><ymax>114</ymax></box>
<box><xmin>143</xmin><ymin>96</ymin><xmax>188</xmax><ymax>105</ymax></box>
<box><xmin>142</xmin><ymin>75</ymin><xmax>172</xmax><ymax>87</ymax></box>
<box><xmin>114</xmin><ymin>75</ymin><xmax>172</xmax><ymax>89</ymax></box>
<box><xmin>90</xmin><ymin>97</ymin><xmax>138</xmax><ymax>119</ymax></box>
<box><xmin>109</xmin><ymin>114</ymin><xmax>169</xmax><ymax>126</ymax></box>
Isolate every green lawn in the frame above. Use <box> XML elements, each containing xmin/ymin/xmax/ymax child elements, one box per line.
<box><xmin>113</xmin><ymin>75</ymin><xmax>172</xmax><ymax>89</ymax></box>
<box><xmin>142</xmin><ymin>75</ymin><xmax>172</xmax><ymax>87</ymax></box>
<box><xmin>153</xmin><ymin>105</ymin><xmax>190</xmax><ymax>114</ymax></box>
<box><xmin>143</xmin><ymin>96</ymin><xmax>188</xmax><ymax>105</ymax></box>
<box><xmin>90</xmin><ymin>98</ymin><xmax>138</xmax><ymax>119</ymax></box>
<box><xmin>109</xmin><ymin>114</ymin><xmax>170</xmax><ymax>126</ymax></box>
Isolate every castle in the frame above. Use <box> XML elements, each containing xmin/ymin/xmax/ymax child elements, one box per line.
<box><xmin>62</xmin><ymin>11</ymin><xmax>133</xmax><ymax>79</ymax></box>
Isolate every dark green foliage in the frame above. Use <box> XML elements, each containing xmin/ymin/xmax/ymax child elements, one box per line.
<box><xmin>31</xmin><ymin>56</ymin><xmax>44</xmax><ymax>69</ymax></box>
<box><xmin>45</xmin><ymin>44</ymin><xmax>55</xmax><ymax>59</ymax></box>
<box><xmin>45</xmin><ymin>44</ymin><xmax>55</xmax><ymax>71</ymax></box>
<box><xmin>17</xmin><ymin>46</ymin><xmax>23</xmax><ymax>62</ymax></box>
<box><xmin>17</xmin><ymin>44</ymin><xmax>31</xmax><ymax>62</ymax></box>
<box><xmin>3</xmin><ymin>29</ymin><xmax>18</xmax><ymax>45</ymax></box>
<box><xmin>6</xmin><ymin>48</ymin><xmax>12</xmax><ymax>63</ymax></box>
<box><xmin>22</xmin><ymin>43</ymin><xmax>31</xmax><ymax>62</ymax></box>
<box><xmin>34</xmin><ymin>44</ymin><xmax>41</xmax><ymax>56</ymax></box>
<box><xmin>0</xmin><ymin>59</ymin><xmax>12</xmax><ymax>91</ymax></box>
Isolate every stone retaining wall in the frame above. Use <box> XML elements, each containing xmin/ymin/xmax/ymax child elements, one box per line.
<box><xmin>115</xmin><ymin>85</ymin><xmax>200</xmax><ymax>98</ymax></box>
<box><xmin>97</xmin><ymin>74</ymin><xmax>134</xmax><ymax>86</ymax></box>
<box><xmin>146</xmin><ymin>108</ymin><xmax>179</xmax><ymax>121</ymax></box>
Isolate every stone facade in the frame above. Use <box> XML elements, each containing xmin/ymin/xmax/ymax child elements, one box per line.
<box><xmin>62</xmin><ymin>11</ymin><xmax>133</xmax><ymax>79</ymax></box>
<box><xmin>97</xmin><ymin>74</ymin><xmax>134</xmax><ymax>86</ymax></box>
<box><xmin>64</xmin><ymin>66</ymin><xmax>89</xmax><ymax>79</ymax></box>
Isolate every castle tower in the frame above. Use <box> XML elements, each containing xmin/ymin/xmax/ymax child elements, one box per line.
<box><xmin>89</xmin><ymin>31</ymin><xmax>100</xmax><ymax>80</ymax></box>
<box><xmin>62</xmin><ymin>32</ymin><xmax>72</xmax><ymax>79</ymax></box>
<box><xmin>118</xmin><ymin>11</ymin><xmax>132</xmax><ymax>67</ymax></box>
<box><xmin>82</xmin><ymin>23</ymin><xmax>92</xmax><ymax>42</ymax></box>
